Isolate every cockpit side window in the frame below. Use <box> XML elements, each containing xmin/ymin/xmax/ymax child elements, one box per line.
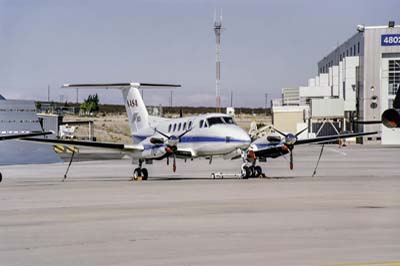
<box><xmin>183</xmin><ymin>122</ymin><xmax>187</xmax><ymax>131</ymax></box>
<box><xmin>222</xmin><ymin>116</ymin><xmax>236</xmax><ymax>125</ymax></box>
<box><xmin>168</xmin><ymin>124</ymin><xmax>172</xmax><ymax>132</ymax></box>
<box><xmin>188</xmin><ymin>121</ymin><xmax>192</xmax><ymax>129</ymax></box>
<box><xmin>173</xmin><ymin>123</ymin><xmax>177</xmax><ymax>131</ymax></box>
<box><xmin>178</xmin><ymin>123</ymin><xmax>181</xmax><ymax>131</ymax></box>
<box><xmin>199</xmin><ymin>120</ymin><xmax>204</xmax><ymax>128</ymax></box>
<box><xmin>207</xmin><ymin>117</ymin><xmax>225</xmax><ymax>126</ymax></box>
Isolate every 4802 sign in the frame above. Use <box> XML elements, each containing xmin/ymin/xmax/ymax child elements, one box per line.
<box><xmin>381</xmin><ymin>34</ymin><xmax>400</xmax><ymax>46</ymax></box>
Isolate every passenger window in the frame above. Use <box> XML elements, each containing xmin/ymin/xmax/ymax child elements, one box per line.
<box><xmin>183</xmin><ymin>122</ymin><xmax>187</xmax><ymax>131</ymax></box>
<box><xmin>199</xmin><ymin>120</ymin><xmax>203</xmax><ymax>128</ymax></box>
<box><xmin>178</xmin><ymin>123</ymin><xmax>181</xmax><ymax>131</ymax></box>
<box><xmin>173</xmin><ymin>123</ymin><xmax>177</xmax><ymax>131</ymax></box>
<box><xmin>168</xmin><ymin>124</ymin><xmax>172</xmax><ymax>132</ymax></box>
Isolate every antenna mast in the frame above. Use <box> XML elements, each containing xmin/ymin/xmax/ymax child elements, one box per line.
<box><xmin>214</xmin><ymin>9</ymin><xmax>223</xmax><ymax>113</ymax></box>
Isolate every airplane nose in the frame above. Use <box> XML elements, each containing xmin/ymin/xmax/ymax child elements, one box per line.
<box><xmin>237</xmin><ymin>129</ymin><xmax>251</xmax><ymax>149</ymax></box>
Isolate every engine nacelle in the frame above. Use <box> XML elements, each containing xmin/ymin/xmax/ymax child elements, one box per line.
<box><xmin>381</xmin><ymin>108</ymin><xmax>400</xmax><ymax>128</ymax></box>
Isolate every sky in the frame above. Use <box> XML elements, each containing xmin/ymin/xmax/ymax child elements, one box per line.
<box><xmin>1</xmin><ymin>0</ymin><xmax>399</xmax><ymax>107</ymax></box>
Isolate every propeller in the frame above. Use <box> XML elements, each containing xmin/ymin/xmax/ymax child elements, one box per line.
<box><xmin>272</xmin><ymin>126</ymin><xmax>308</xmax><ymax>170</ymax></box>
<box><xmin>151</xmin><ymin>126</ymin><xmax>194</xmax><ymax>172</ymax></box>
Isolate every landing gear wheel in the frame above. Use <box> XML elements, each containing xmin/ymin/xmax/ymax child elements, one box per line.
<box><xmin>241</xmin><ymin>166</ymin><xmax>250</xmax><ymax>179</ymax></box>
<box><xmin>0</xmin><ymin>172</ymin><xmax>2</xmax><ymax>183</ymax></box>
<box><xmin>251</xmin><ymin>166</ymin><xmax>257</xmax><ymax>177</ymax></box>
<box><xmin>254</xmin><ymin>166</ymin><xmax>262</xmax><ymax>177</ymax></box>
<box><xmin>133</xmin><ymin>168</ymin><xmax>141</xmax><ymax>180</ymax></box>
<box><xmin>141</xmin><ymin>168</ymin><xmax>148</xmax><ymax>180</ymax></box>
<box><xmin>211</xmin><ymin>173</ymin><xmax>216</xmax><ymax>179</ymax></box>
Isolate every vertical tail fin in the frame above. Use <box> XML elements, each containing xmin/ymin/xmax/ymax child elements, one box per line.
<box><xmin>121</xmin><ymin>85</ymin><xmax>149</xmax><ymax>134</ymax></box>
<box><xmin>62</xmin><ymin>82</ymin><xmax>181</xmax><ymax>135</ymax></box>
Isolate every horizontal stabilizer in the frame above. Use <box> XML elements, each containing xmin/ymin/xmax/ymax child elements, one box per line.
<box><xmin>62</xmin><ymin>83</ymin><xmax>181</xmax><ymax>89</ymax></box>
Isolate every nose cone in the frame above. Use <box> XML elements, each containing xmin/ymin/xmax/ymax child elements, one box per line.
<box><xmin>235</xmin><ymin>127</ymin><xmax>251</xmax><ymax>149</ymax></box>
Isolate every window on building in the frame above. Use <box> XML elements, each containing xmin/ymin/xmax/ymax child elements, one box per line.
<box><xmin>343</xmin><ymin>81</ymin><xmax>346</xmax><ymax>100</ymax></box>
<box><xmin>388</xmin><ymin>60</ymin><xmax>400</xmax><ymax>95</ymax></box>
<box><xmin>357</xmin><ymin>42</ymin><xmax>360</xmax><ymax>54</ymax></box>
<box><xmin>350</xmin><ymin>47</ymin><xmax>352</xmax><ymax>56</ymax></box>
<box><xmin>389</xmin><ymin>99</ymin><xmax>394</xmax><ymax>108</ymax></box>
<box><xmin>346</xmin><ymin>50</ymin><xmax>348</xmax><ymax>56</ymax></box>
<box><xmin>353</xmin><ymin>45</ymin><xmax>356</xmax><ymax>56</ymax></box>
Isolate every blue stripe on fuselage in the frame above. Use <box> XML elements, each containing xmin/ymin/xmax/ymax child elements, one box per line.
<box><xmin>135</xmin><ymin>135</ymin><xmax>250</xmax><ymax>150</ymax></box>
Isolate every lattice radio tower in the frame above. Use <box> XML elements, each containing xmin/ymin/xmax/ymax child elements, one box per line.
<box><xmin>214</xmin><ymin>9</ymin><xmax>223</xmax><ymax>113</ymax></box>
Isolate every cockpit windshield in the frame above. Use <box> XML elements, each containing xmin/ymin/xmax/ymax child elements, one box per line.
<box><xmin>207</xmin><ymin>117</ymin><xmax>225</xmax><ymax>126</ymax></box>
<box><xmin>206</xmin><ymin>116</ymin><xmax>237</xmax><ymax>126</ymax></box>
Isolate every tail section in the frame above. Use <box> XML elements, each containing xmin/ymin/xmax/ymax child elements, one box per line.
<box><xmin>121</xmin><ymin>85</ymin><xmax>149</xmax><ymax>133</ymax></box>
<box><xmin>62</xmin><ymin>82</ymin><xmax>180</xmax><ymax>134</ymax></box>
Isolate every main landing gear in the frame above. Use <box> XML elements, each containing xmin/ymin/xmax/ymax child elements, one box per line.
<box><xmin>131</xmin><ymin>160</ymin><xmax>148</xmax><ymax>181</ymax></box>
<box><xmin>241</xmin><ymin>163</ymin><xmax>263</xmax><ymax>179</ymax></box>
<box><xmin>240</xmin><ymin>149</ymin><xmax>264</xmax><ymax>179</ymax></box>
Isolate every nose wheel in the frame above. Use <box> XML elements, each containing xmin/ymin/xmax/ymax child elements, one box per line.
<box><xmin>132</xmin><ymin>168</ymin><xmax>148</xmax><ymax>181</ymax></box>
<box><xmin>0</xmin><ymin>172</ymin><xmax>2</xmax><ymax>183</ymax></box>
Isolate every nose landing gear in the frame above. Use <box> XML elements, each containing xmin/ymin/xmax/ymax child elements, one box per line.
<box><xmin>131</xmin><ymin>160</ymin><xmax>148</xmax><ymax>181</ymax></box>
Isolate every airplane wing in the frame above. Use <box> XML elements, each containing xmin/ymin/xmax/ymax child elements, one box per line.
<box><xmin>252</xmin><ymin>131</ymin><xmax>377</xmax><ymax>158</ymax></box>
<box><xmin>21</xmin><ymin>138</ymin><xmax>144</xmax><ymax>152</ymax></box>
<box><xmin>294</xmin><ymin>131</ymin><xmax>377</xmax><ymax>145</ymax></box>
<box><xmin>0</xmin><ymin>131</ymin><xmax>53</xmax><ymax>141</ymax></box>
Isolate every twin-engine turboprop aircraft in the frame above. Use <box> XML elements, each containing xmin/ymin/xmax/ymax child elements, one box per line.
<box><xmin>24</xmin><ymin>83</ymin><xmax>251</xmax><ymax>180</ymax></box>
<box><xmin>23</xmin><ymin>82</ymin><xmax>377</xmax><ymax>180</ymax></box>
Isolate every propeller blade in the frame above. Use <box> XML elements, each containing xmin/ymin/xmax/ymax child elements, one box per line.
<box><xmin>154</xmin><ymin>128</ymin><xmax>170</xmax><ymax>139</ymax></box>
<box><xmin>271</xmin><ymin>126</ymin><xmax>287</xmax><ymax>138</ymax></box>
<box><xmin>295</xmin><ymin>127</ymin><xmax>308</xmax><ymax>137</ymax></box>
<box><xmin>172</xmin><ymin>154</ymin><xmax>176</xmax><ymax>172</ymax></box>
<box><xmin>178</xmin><ymin>125</ymin><xmax>195</xmax><ymax>140</ymax></box>
<box><xmin>289</xmin><ymin>149</ymin><xmax>294</xmax><ymax>170</ymax></box>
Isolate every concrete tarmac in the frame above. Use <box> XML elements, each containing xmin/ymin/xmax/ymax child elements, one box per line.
<box><xmin>0</xmin><ymin>145</ymin><xmax>399</xmax><ymax>266</ymax></box>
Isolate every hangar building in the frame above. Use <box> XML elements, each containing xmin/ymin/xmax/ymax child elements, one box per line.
<box><xmin>273</xmin><ymin>22</ymin><xmax>400</xmax><ymax>144</ymax></box>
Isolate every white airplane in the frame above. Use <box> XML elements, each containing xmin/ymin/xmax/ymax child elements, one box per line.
<box><xmin>0</xmin><ymin>131</ymin><xmax>53</xmax><ymax>182</ymax></box>
<box><xmin>24</xmin><ymin>82</ymin><xmax>252</xmax><ymax>180</ymax></box>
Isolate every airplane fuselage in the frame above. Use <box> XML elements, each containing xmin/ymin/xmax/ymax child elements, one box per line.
<box><xmin>132</xmin><ymin>113</ymin><xmax>251</xmax><ymax>160</ymax></box>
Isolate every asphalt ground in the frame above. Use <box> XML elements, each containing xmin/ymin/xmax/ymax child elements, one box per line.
<box><xmin>0</xmin><ymin>144</ymin><xmax>399</xmax><ymax>266</ymax></box>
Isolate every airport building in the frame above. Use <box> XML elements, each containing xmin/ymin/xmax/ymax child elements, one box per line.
<box><xmin>273</xmin><ymin>22</ymin><xmax>400</xmax><ymax>144</ymax></box>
